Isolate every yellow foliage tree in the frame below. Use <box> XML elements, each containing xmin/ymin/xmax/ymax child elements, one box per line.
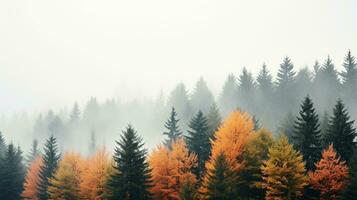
<box><xmin>149</xmin><ymin>139</ymin><xmax>197</xmax><ymax>200</ymax></box>
<box><xmin>21</xmin><ymin>156</ymin><xmax>43</xmax><ymax>200</ymax></box>
<box><xmin>80</xmin><ymin>148</ymin><xmax>114</xmax><ymax>200</ymax></box>
<box><xmin>48</xmin><ymin>152</ymin><xmax>84</xmax><ymax>200</ymax></box>
<box><xmin>260</xmin><ymin>136</ymin><xmax>308</xmax><ymax>200</ymax></box>
<box><xmin>201</xmin><ymin>110</ymin><xmax>254</xmax><ymax>198</ymax></box>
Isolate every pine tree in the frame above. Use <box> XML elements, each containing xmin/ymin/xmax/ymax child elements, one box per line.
<box><xmin>259</xmin><ymin>136</ymin><xmax>308</xmax><ymax>200</ymax></box>
<box><xmin>204</xmin><ymin>153</ymin><xmax>238</xmax><ymax>200</ymax></box>
<box><xmin>26</xmin><ymin>139</ymin><xmax>41</xmax><ymax>164</ymax></box>
<box><xmin>37</xmin><ymin>136</ymin><xmax>61</xmax><ymax>200</ymax></box>
<box><xmin>275</xmin><ymin>57</ymin><xmax>296</xmax><ymax>113</ymax></box>
<box><xmin>190</xmin><ymin>77</ymin><xmax>215</xmax><ymax>114</ymax></box>
<box><xmin>0</xmin><ymin>131</ymin><xmax>6</xmax><ymax>159</ymax></box>
<box><xmin>0</xmin><ymin>144</ymin><xmax>25</xmax><ymax>200</ymax></box>
<box><xmin>107</xmin><ymin>125</ymin><xmax>152</xmax><ymax>200</ymax></box>
<box><xmin>238</xmin><ymin>67</ymin><xmax>256</xmax><ymax>113</ymax></box>
<box><xmin>88</xmin><ymin>128</ymin><xmax>96</xmax><ymax>155</ymax></box>
<box><xmin>186</xmin><ymin>111</ymin><xmax>210</xmax><ymax>177</ymax></box>
<box><xmin>167</xmin><ymin>83</ymin><xmax>192</xmax><ymax>126</ymax></box>
<box><xmin>240</xmin><ymin>129</ymin><xmax>274</xmax><ymax>199</ymax></box>
<box><xmin>309</xmin><ymin>144</ymin><xmax>349</xmax><ymax>200</ymax></box>
<box><xmin>340</xmin><ymin>50</ymin><xmax>357</xmax><ymax>101</ymax></box>
<box><xmin>163</xmin><ymin>107</ymin><xmax>182</xmax><ymax>148</ymax></box>
<box><xmin>324</xmin><ymin>99</ymin><xmax>357</xmax><ymax>162</ymax></box>
<box><xmin>292</xmin><ymin>96</ymin><xmax>322</xmax><ymax>170</ymax></box>
<box><xmin>69</xmin><ymin>102</ymin><xmax>80</xmax><ymax>124</ymax></box>
<box><xmin>257</xmin><ymin>63</ymin><xmax>273</xmax><ymax>95</ymax></box>
<box><xmin>218</xmin><ymin>74</ymin><xmax>238</xmax><ymax>116</ymax></box>
<box><xmin>206</xmin><ymin>103</ymin><xmax>222</xmax><ymax>139</ymax></box>
<box><xmin>343</xmin><ymin>153</ymin><xmax>357</xmax><ymax>200</ymax></box>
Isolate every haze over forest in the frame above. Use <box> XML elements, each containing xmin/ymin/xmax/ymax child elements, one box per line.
<box><xmin>1</xmin><ymin>0</ymin><xmax>357</xmax><ymax>153</ymax></box>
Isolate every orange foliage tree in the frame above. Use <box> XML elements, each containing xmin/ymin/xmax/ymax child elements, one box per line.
<box><xmin>80</xmin><ymin>148</ymin><xmax>114</xmax><ymax>200</ymax></box>
<box><xmin>149</xmin><ymin>139</ymin><xmax>197</xmax><ymax>200</ymax></box>
<box><xmin>47</xmin><ymin>152</ymin><xmax>85</xmax><ymax>200</ymax></box>
<box><xmin>201</xmin><ymin>110</ymin><xmax>254</xmax><ymax>198</ymax></box>
<box><xmin>21</xmin><ymin>156</ymin><xmax>43</xmax><ymax>200</ymax></box>
<box><xmin>309</xmin><ymin>144</ymin><xmax>349</xmax><ymax>200</ymax></box>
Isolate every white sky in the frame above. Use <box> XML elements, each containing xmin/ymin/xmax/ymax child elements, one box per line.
<box><xmin>0</xmin><ymin>0</ymin><xmax>356</xmax><ymax>114</ymax></box>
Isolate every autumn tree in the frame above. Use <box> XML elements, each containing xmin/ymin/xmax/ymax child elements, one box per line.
<box><xmin>80</xmin><ymin>148</ymin><xmax>114</xmax><ymax>200</ymax></box>
<box><xmin>201</xmin><ymin>110</ymin><xmax>254</xmax><ymax>198</ymax></box>
<box><xmin>149</xmin><ymin>139</ymin><xmax>197</xmax><ymax>200</ymax></box>
<box><xmin>0</xmin><ymin>144</ymin><xmax>25</xmax><ymax>200</ymax></box>
<box><xmin>163</xmin><ymin>107</ymin><xmax>183</xmax><ymax>148</ymax></box>
<box><xmin>186</xmin><ymin>111</ymin><xmax>210</xmax><ymax>177</ymax></box>
<box><xmin>37</xmin><ymin>136</ymin><xmax>61</xmax><ymax>200</ymax></box>
<box><xmin>240</xmin><ymin>129</ymin><xmax>274</xmax><ymax>199</ymax></box>
<box><xmin>309</xmin><ymin>144</ymin><xmax>349</xmax><ymax>200</ymax></box>
<box><xmin>47</xmin><ymin>152</ymin><xmax>84</xmax><ymax>200</ymax></box>
<box><xmin>324</xmin><ymin>99</ymin><xmax>357</xmax><ymax>162</ymax></box>
<box><xmin>293</xmin><ymin>96</ymin><xmax>322</xmax><ymax>170</ymax></box>
<box><xmin>107</xmin><ymin>125</ymin><xmax>152</xmax><ymax>200</ymax></box>
<box><xmin>22</xmin><ymin>157</ymin><xmax>43</xmax><ymax>200</ymax></box>
<box><xmin>260</xmin><ymin>136</ymin><xmax>308</xmax><ymax>200</ymax></box>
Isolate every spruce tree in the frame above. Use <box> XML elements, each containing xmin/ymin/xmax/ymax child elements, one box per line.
<box><xmin>190</xmin><ymin>77</ymin><xmax>215</xmax><ymax>114</ymax></box>
<box><xmin>0</xmin><ymin>144</ymin><xmax>25</xmax><ymax>200</ymax></box>
<box><xmin>204</xmin><ymin>153</ymin><xmax>238</xmax><ymax>200</ymax></box>
<box><xmin>257</xmin><ymin>63</ymin><xmax>273</xmax><ymax>95</ymax></box>
<box><xmin>293</xmin><ymin>96</ymin><xmax>322</xmax><ymax>170</ymax></box>
<box><xmin>26</xmin><ymin>139</ymin><xmax>41</xmax><ymax>164</ymax></box>
<box><xmin>0</xmin><ymin>131</ymin><xmax>6</xmax><ymax>159</ymax></box>
<box><xmin>275</xmin><ymin>57</ymin><xmax>296</xmax><ymax>113</ymax></box>
<box><xmin>340</xmin><ymin>50</ymin><xmax>357</xmax><ymax>96</ymax></box>
<box><xmin>238</xmin><ymin>67</ymin><xmax>256</xmax><ymax>113</ymax></box>
<box><xmin>218</xmin><ymin>74</ymin><xmax>238</xmax><ymax>116</ymax></box>
<box><xmin>343</xmin><ymin>153</ymin><xmax>357</xmax><ymax>199</ymax></box>
<box><xmin>107</xmin><ymin>125</ymin><xmax>152</xmax><ymax>200</ymax></box>
<box><xmin>163</xmin><ymin>107</ymin><xmax>182</xmax><ymax>148</ymax></box>
<box><xmin>37</xmin><ymin>136</ymin><xmax>61</xmax><ymax>200</ymax></box>
<box><xmin>324</xmin><ymin>99</ymin><xmax>357</xmax><ymax>162</ymax></box>
<box><xmin>206</xmin><ymin>103</ymin><xmax>222</xmax><ymax>139</ymax></box>
<box><xmin>167</xmin><ymin>83</ymin><xmax>192</xmax><ymax>126</ymax></box>
<box><xmin>186</xmin><ymin>111</ymin><xmax>210</xmax><ymax>177</ymax></box>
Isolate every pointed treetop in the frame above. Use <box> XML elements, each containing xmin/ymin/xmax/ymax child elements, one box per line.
<box><xmin>163</xmin><ymin>107</ymin><xmax>183</xmax><ymax>148</ymax></box>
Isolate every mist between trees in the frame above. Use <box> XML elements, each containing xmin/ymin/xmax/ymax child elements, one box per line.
<box><xmin>1</xmin><ymin>50</ymin><xmax>357</xmax><ymax>155</ymax></box>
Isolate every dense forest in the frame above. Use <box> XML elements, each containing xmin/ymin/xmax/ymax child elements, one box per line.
<box><xmin>1</xmin><ymin>50</ymin><xmax>357</xmax><ymax>199</ymax></box>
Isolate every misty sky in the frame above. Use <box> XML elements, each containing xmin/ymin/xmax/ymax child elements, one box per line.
<box><xmin>1</xmin><ymin>0</ymin><xmax>356</xmax><ymax>114</ymax></box>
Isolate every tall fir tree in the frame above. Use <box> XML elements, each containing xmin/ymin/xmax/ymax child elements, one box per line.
<box><xmin>206</xmin><ymin>103</ymin><xmax>222</xmax><ymax>139</ymax></box>
<box><xmin>340</xmin><ymin>50</ymin><xmax>357</xmax><ymax>114</ymax></box>
<box><xmin>0</xmin><ymin>131</ymin><xmax>6</xmax><ymax>159</ymax></box>
<box><xmin>69</xmin><ymin>102</ymin><xmax>80</xmax><ymax>124</ymax></box>
<box><xmin>203</xmin><ymin>153</ymin><xmax>238</xmax><ymax>200</ymax></box>
<box><xmin>324</xmin><ymin>99</ymin><xmax>357</xmax><ymax>162</ymax></box>
<box><xmin>26</xmin><ymin>139</ymin><xmax>41</xmax><ymax>164</ymax></box>
<box><xmin>218</xmin><ymin>74</ymin><xmax>238</xmax><ymax>116</ymax></box>
<box><xmin>37</xmin><ymin>136</ymin><xmax>61</xmax><ymax>200</ymax></box>
<box><xmin>0</xmin><ymin>144</ymin><xmax>25</xmax><ymax>200</ymax></box>
<box><xmin>107</xmin><ymin>125</ymin><xmax>152</xmax><ymax>200</ymax></box>
<box><xmin>238</xmin><ymin>67</ymin><xmax>256</xmax><ymax>113</ymax></box>
<box><xmin>275</xmin><ymin>57</ymin><xmax>297</xmax><ymax>114</ymax></box>
<box><xmin>88</xmin><ymin>128</ymin><xmax>97</xmax><ymax>155</ymax></box>
<box><xmin>257</xmin><ymin>63</ymin><xmax>273</xmax><ymax>96</ymax></box>
<box><xmin>190</xmin><ymin>77</ymin><xmax>215</xmax><ymax>114</ymax></box>
<box><xmin>293</xmin><ymin>96</ymin><xmax>322</xmax><ymax>170</ymax></box>
<box><xmin>186</xmin><ymin>111</ymin><xmax>211</xmax><ymax>177</ymax></box>
<box><xmin>167</xmin><ymin>83</ymin><xmax>193</xmax><ymax>127</ymax></box>
<box><xmin>163</xmin><ymin>107</ymin><xmax>182</xmax><ymax>148</ymax></box>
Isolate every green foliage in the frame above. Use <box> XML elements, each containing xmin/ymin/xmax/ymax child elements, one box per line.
<box><xmin>205</xmin><ymin>153</ymin><xmax>238</xmax><ymax>200</ymax></box>
<box><xmin>324</xmin><ymin>99</ymin><xmax>356</xmax><ymax>162</ymax></box>
<box><xmin>180</xmin><ymin>181</ymin><xmax>198</xmax><ymax>200</ymax></box>
<box><xmin>107</xmin><ymin>125</ymin><xmax>152</xmax><ymax>200</ymax></box>
<box><xmin>0</xmin><ymin>144</ymin><xmax>25</xmax><ymax>200</ymax></box>
<box><xmin>343</xmin><ymin>153</ymin><xmax>357</xmax><ymax>199</ymax></box>
<box><xmin>163</xmin><ymin>107</ymin><xmax>183</xmax><ymax>148</ymax></box>
<box><xmin>293</xmin><ymin>96</ymin><xmax>322</xmax><ymax>170</ymax></box>
<box><xmin>37</xmin><ymin>136</ymin><xmax>61</xmax><ymax>200</ymax></box>
<box><xmin>186</xmin><ymin>111</ymin><xmax>210</xmax><ymax>177</ymax></box>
